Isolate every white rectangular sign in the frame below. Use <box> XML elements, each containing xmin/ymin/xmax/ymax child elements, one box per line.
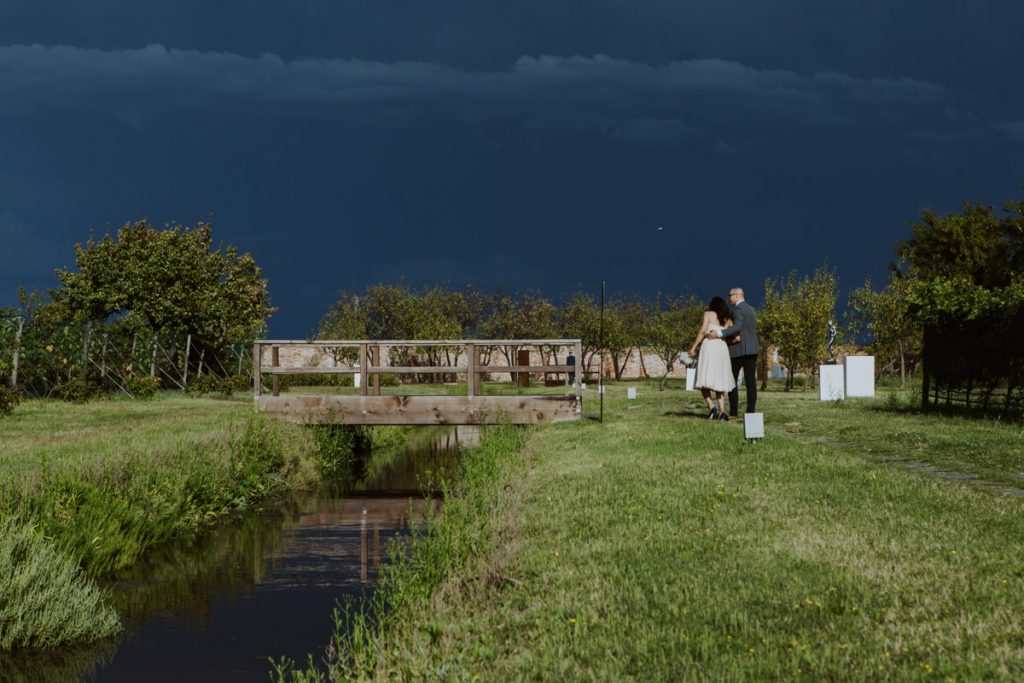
<box><xmin>744</xmin><ymin>412</ymin><xmax>765</xmax><ymax>439</ymax></box>
<box><xmin>844</xmin><ymin>356</ymin><xmax>875</xmax><ymax>397</ymax></box>
<box><xmin>685</xmin><ymin>368</ymin><xmax>696</xmax><ymax>391</ymax></box>
<box><xmin>819</xmin><ymin>364</ymin><xmax>845</xmax><ymax>401</ymax></box>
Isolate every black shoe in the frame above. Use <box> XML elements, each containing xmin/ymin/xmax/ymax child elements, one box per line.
<box><xmin>707</xmin><ymin>406</ymin><xmax>719</xmax><ymax>419</ymax></box>
<box><xmin>719</xmin><ymin>413</ymin><xmax>730</xmax><ymax>422</ymax></box>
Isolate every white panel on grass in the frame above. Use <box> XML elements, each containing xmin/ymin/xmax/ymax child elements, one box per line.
<box><xmin>744</xmin><ymin>413</ymin><xmax>765</xmax><ymax>440</ymax></box>
<box><xmin>819</xmin><ymin>364</ymin><xmax>844</xmax><ymax>401</ymax></box>
<box><xmin>844</xmin><ymin>356</ymin><xmax>875</xmax><ymax>397</ymax></box>
<box><xmin>627</xmin><ymin>387</ymin><xmax>637</xmax><ymax>400</ymax></box>
<box><xmin>686</xmin><ymin>368</ymin><xmax>697</xmax><ymax>391</ymax></box>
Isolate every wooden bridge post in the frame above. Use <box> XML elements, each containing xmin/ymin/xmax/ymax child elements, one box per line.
<box><xmin>252</xmin><ymin>343</ymin><xmax>262</xmax><ymax>397</ymax></box>
<box><xmin>574</xmin><ymin>340</ymin><xmax>583</xmax><ymax>397</ymax></box>
<box><xmin>359</xmin><ymin>343</ymin><xmax>368</xmax><ymax>397</ymax></box>
<box><xmin>371</xmin><ymin>344</ymin><xmax>381</xmax><ymax>396</ymax></box>
<box><xmin>466</xmin><ymin>342</ymin><xmax>477</xmax><ymax>397</ymax></box>
<box><xmin>271</xmin><ymin>345</ymin><xmax>280</xmax><ymax>397</ymax></box>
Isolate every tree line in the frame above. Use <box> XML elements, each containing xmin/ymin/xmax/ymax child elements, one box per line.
<box><xmin>3</xmin><ymin>190</ymin><xmax>1022</xmax><ymax>410</ymax></box>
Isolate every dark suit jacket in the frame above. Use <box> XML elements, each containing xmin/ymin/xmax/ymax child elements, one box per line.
<box><xmin>721</xmin><ymin>300</ymin><xmax>760</xmax><ymax>359</ymax></box>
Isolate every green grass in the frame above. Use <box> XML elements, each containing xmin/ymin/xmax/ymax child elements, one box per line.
<box><xmin>280</xmin><ymin>381</ymin><xmax>1024</xmax><ymax>681</ymax></box>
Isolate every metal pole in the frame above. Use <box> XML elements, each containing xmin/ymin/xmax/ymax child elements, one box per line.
<box><xmin>150</xmin><ymin>336</ymin><xmax>158</xmax><ymax>377</ymax></box>
<box><xmin>10</xmin><ymin>316</ymin><xmax>23</xmax><ymax>387</ymax></box>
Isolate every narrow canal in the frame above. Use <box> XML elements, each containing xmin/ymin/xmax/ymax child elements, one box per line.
<box><xmin>5</xmin><ymin>426</ymin><xmax>477</xmax><ymax>683</ymax></box>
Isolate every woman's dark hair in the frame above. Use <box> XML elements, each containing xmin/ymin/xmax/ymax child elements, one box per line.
<box><xmin>708</xmin><ymin>296</ymin><xmax>731</xmax><ymax>327</ymax></box>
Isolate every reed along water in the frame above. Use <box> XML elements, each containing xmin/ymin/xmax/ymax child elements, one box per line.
<box><xmin>6</xmin><ymin>426</ymin><xmax>478</xmax><ymax>683</ymax></box>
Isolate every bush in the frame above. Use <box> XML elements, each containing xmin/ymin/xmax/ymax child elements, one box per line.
<box><xmin>0</xmin><ymin>515</ymin><xmax>122</xmax><ymax>649</ymax></box>
<box><xmin>187</xmin><ymin>373</ymin><xmax>221</xmax><ymax>395</ymax></box>
<box><xmin>220</xmin><ymin>373</ymin><xmax>252</xmax><ymax>396</ymax></box>
<box><xmin>53</xmin><ymin>377</ymin><xmax>100</xmax><ymax>404</ymax></box>
<box><xmin>0</xmin><ymin>385</ymin><xmax>20</xmax><ymax>416</ymax></box>
<box><xmin>126</xmin><ymin>375</ymin><xmax>159</xmax><ymax>400</ymax></box>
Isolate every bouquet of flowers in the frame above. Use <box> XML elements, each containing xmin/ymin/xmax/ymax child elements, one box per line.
<box><xmin>678</xmin><ymin>352</ymin><xmax>697</xmax><ymax>368</ymax></box>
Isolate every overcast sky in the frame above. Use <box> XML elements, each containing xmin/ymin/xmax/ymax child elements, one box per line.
<box><xmin>1</xmin><ymin>1</ymin><xmax>1022</xmax><ymax>334</ymax></box>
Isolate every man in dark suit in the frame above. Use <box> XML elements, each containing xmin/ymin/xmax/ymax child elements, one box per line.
<box><xmin>707</xmin><ymin>287</ymin><xmax>759</xmax><ymax>417</ymax></box>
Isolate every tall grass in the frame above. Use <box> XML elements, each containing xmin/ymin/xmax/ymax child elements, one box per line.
<box><xmin>0</xmin><ymin>516</ymin><xmax>120</xmax><ymax>649</ymax></box>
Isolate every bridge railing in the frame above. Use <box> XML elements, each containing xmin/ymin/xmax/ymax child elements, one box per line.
<box><xmin>252</xmin><ymin>339</ymin><xmax>583</xmax><ymax>425</ymax></box>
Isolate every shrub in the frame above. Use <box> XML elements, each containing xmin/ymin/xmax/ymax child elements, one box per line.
<box><xmin>126</xmin><ymin>375</ymin><xmax>159</xmax><ymax>400</ymax></box>
<box><xmin>187</xmin><ymin>373</ymin><xmax>221</xmax><ymax>395</ymax></box>
<box><xmin>54</xmin><ymin>377</ymin><xmax>100</xmax><ymax>404</ymax></box>
<box><xmin>0</xmin><ymin>515</ymin><xmax>122</xmax><ymax>649</ymax></box>
<box><xmin>0</xmin><ymin>385</ymin><xmax>20</xmax><ymax>416</ymax></box>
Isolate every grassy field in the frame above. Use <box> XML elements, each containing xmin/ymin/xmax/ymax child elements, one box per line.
<box><xmin>281</xmin><ymin>380</ymin><xmax>1024</xmax><ymax>681</ymax></box>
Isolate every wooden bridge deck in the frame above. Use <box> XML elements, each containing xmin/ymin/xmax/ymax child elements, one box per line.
<box><xmin>253</xmin><ymin>339</ymin><xmax>583</xmax><ymax>425</ymax></box>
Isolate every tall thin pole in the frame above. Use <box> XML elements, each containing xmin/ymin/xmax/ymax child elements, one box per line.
<box><xmin>10</xmin><ymin>316</ymin><xmax>23</xmax><ymax>387</ymax></box>
<box><xmin>599</xmin><ymin>280</ymin><xmax>605</xmax><ymax>423</ymax></box>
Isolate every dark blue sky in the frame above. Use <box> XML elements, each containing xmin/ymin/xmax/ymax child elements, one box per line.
<box><xmin>2</xmin><ymin>1</ymin><xmax>1022</xmax><ymax>335</ymax></box>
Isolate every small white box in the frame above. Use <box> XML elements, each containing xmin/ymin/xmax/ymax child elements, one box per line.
<box><xmin>844</xmin><ymin>356</ymin><xmax>875</xmax><ymax>397</ymax></box>
<box><xmin>627</xmin><ymin>387</ymin><xmax>637</xmax><ymax>400</ymax></box>
<box><xmin>353</xmin><ymin>365</ymin><xmax>361</xmax><ymax>389</ymax></box>
<box><xmin>744</xmin><ymin>413</ymin><xmax>765</xmax><ymax>440</ymax></box>
<box><xmin>819</xmin><ymin>364</ymin><xmax>845</xmax><ymax>401</ymax></box>
<box><xmin>685</xmin><ymin>368</ymin><xmax>697</xmax><ymax>391</ymax></box>
<box><xmin>581</xmin><ymin>382</ymin><xmax>587</xmax><ymax>390</ymax></box>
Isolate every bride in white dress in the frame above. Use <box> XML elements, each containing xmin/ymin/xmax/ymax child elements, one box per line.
<box><xmin>688</xmin><ymin>296</ymin><xmax>737</xmax><ymax>420</ymax></box>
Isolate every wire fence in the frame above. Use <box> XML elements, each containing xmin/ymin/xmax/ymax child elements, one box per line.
<box><xmin>0</xmin><ymin>316</ymin><xmax>252</xmax><ymax>398</ymax></box>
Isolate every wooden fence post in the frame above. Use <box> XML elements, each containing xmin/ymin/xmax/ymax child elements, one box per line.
<box><xmin>81</xmin><ymin>322</ymin><xmax>92</xmax><ymax>376</ymax></box>
<box><xmin>359</xmin><ymin>343</ymin><xmax>368</xmax><ymax>397</ymax></box>
<box><xmin>272</xmin><ymin>345</ymin><xmax>280</xmax><ymax>397</ymax></box>
<box><xmin>574</xmin><ymin>340</ymin><xmax>583</xmax><ymax>398</ymax></box>
<box><xmin>182</xmin><ymin>334</ymin><xmax>192</xmax><ymax>389</ymax></box>
<box><xmin>372</xmin><ymin>344</ymin><xmax>381</xmax><ymax>396</ymax></box>
<box><xmin>253</xmin><ymin>343</ymin><xmax>262</xmax><ymax>397</ymax></box>
<box><xmin>150</xmin><ymin>336</ymin><xmax>158</xmax><ymax>377</ymax></box>
<box><xmin>100</xmin><ymin>333</ymin><xmax>109</xmax><ymax>383</ymax></box>
<box><xmin>467</xmin><ymin>342</ymin><xmax>476</xmax><ymax>397</ymax></box>
<box><xmin>10</xmin><ymin>316</ymin><xmax>23</xmax><ymax>387</ymax></box>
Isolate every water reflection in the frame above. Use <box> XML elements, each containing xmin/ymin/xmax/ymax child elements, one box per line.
<box><xmin>2</xmin><ymin>426</ymin><xmax>474</xmax><ymax>683</ymax></box>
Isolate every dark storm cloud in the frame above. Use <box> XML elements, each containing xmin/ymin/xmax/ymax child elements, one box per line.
<box><xmin>0</xmin><ymin>44</ymin><xmax>965</xmax><ymax>146</ymax></box>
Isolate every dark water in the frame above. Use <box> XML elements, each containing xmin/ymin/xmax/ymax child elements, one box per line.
<box><xmin>2</xmin><ymin>426</ymin><xmax>477</xmax><ymax>683</ymax></box>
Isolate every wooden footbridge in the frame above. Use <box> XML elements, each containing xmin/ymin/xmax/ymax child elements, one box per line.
<box><xmin>253</xmin><ymin>339</ymin><xmax>583</xmax><ymax>425</ymax></box>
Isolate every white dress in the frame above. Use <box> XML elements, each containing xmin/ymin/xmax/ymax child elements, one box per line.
<box><xmin>695</xmin><ymin>323</ymin><xmax>736</xmax><ymax>393</ymax></box>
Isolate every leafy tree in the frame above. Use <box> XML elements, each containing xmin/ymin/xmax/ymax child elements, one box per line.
<box><xmin>479</xmin><ymin>290</ymin><xmax>558</xmax><ymax>370</ymax></box>
<box><xmin>51</xmin><ymin>221</ymin><xmax>274</xmax><ymax>351</ymax></box>
<box><xmin>647</xmin><ymin>293</ymin><xmax>703</xmax><ymax>389</ymax></box>
<box><xmin>894</xmin><ymin>194</ymin><xmax>1024</xmax><ymax>411</ymax></box>
<box><xmin>760</xmin><ymin>263</ymin><xmax>839</xmax><ymax>390</ymax></box>
<box><xmin>897</xmin><ymin>197</ymin><xmax>1024</xmax><ymax>292</ymax></box>
<box><xmin>603</xmin><ymin>296</ymin><xmax>648</xmax><ymax>380</ymax></box>
<box><xmin>847</xmin><ymin>271</ymin><xmax>922</xmax><ymax>390</ymax></box>
<box><xmin>559</xmin><ymin>291</ymin><xmax>602</xmax><ymax>378</ymax></box>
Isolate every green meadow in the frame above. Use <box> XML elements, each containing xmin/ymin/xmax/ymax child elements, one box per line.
<box><xmin>281</xmin><ymin>381</ymin><xmax>1024</xmax><ymax>682</ymax></box>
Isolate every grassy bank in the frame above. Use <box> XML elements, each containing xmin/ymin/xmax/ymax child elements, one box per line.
<box><xmin>281</xmin><ymin>382</ymin><xmax>1024</xmax><ymax>681</ymax></box>
<box><xmin>0</xmin><ymin>394</ymin><xmax>327</xmax><ymax>650</ymax></box>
